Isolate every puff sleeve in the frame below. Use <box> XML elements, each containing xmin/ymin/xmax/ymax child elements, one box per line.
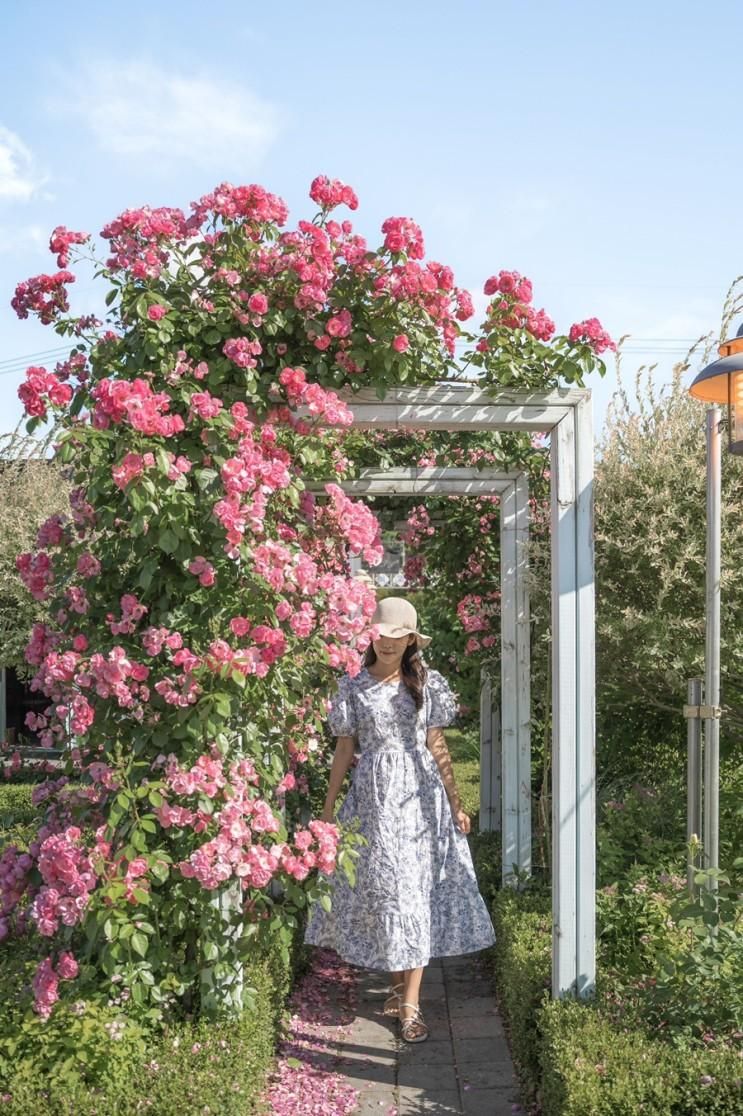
<box><xmin>425</xmin><ymin>670</ymin><xmax>459</xmax><ymax>728</ymax></box>
<box><xmin>327</xmin><ymin>673</ymin><xmax>357</xmax><ymax>737</ymax></box>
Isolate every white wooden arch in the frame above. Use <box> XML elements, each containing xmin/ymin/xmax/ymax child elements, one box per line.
<box><xmin>340</xmin><ymin>466</ymin><xmax>531</xmax><ymax>891</ymax></box>
<box><xmin>335</xmin><ymin>384</ymin><xmax>596</xmax><ymax>1000</ymax></box>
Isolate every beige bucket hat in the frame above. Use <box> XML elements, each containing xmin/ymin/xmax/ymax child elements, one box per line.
<box><xmin>370</xmin><ymin>596</ymin><xmax>431</xmax><ymax>648</ymax></box>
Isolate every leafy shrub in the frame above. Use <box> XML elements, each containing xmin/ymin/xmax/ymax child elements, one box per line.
<box><xmin>475</xmin><ymin>860</ymin><xmax>742</xmax><ymax>1113</ymax></box>
<box><xmin>597</xmin><ymin>782</ymin><xmax>685</xmax><ymax>886</ymax></box>
<box><xmin>0</xmin><ymin>931</ymin><xmax>295</xmax><ymax>1114</ymax></box>
<box><xmin>641</xmin><ymin>867</ymin><xmax>743</xmax><ymax>1045</ymax></box>
<box><xmin>538</xmin><ymin>998</ymin><xmax>742</xmax><ymax>1115</ymax></box>
<box><xmin>0</xmin><ymin>784</ymin><xmax>36</xmax><ymax>829</ymax></box>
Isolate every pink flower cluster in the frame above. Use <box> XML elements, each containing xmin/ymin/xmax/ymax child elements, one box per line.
<box><xmin>30</xmin><ymin>826</ymin><xmax>96</xmax><ymax>937</ymax></box>
<box><xmin>112</xmin><ymin>449</ymin><xmax>192</xmax><ymax>489</ymax></box>
<box><xmin>205</xmin><ymin>624</ymin><xmax>287</xmax><ymax>680</ymax></box>
<box><xmin>101</xmin><ymin>205</ymin><xmax>194</xmax><ymax>279</ymax></box>
<box><xmin>141</xmin><ymin>625</ymin><xmax>184</xmax><ymax>657</ymax></box>
<box><xmin>321</xmin><ymin>484</ymin><xmax>383</xmax><ymax>564</ymax></box>
<box><xmin>18</xmin><ymin>365</ymin><xmax>73</xmax><ymax>418</ymax></box>
<box><xmin>16</xmin><ymin>550</ymin><xmax>54</xmax><ymax>600</ymax></box>
<box><xmin>223</xmin><ymin>336</ymin><xmax>262</xmax><ymax>369</ymax></box>
<box><xmin>32</xmin><ymin>951</ymin><xmax>79</xmax><ymax>1019</ymax></box>
<box><xmin>108</xmin><ymin>593</ymin><xmax>148</xmax><ymax>635</ymax></box>
<box><xmin>382</xmin><ymin>216</ymin><xmax>425</xmax><ymax>259</ymax></box>
<box><xmin>482</xmin><ymin>270</ymin><xmax>556</xmax><ymax>342</ymax></box>
<box><xmin>190</xmin><ymin>181</ymin><xmax>289</xmax><ymax>228</ymax></box>
<box><xmin>568</xmin><ymin>317</ymin><xmax>616</xmax><ymax>354</ymax></box>
<box><xmin>278</xmin><ymin>366</ymin><xmax>354</xmax><ymax>427</ymax></box>
<box><xmin>309</xmin><ymin>175</ymin><xmax>359</xmax><ymax>212</ymax></box>
<box><xmin>457</xmin><ymin>591</ymin><xmax>501</xmax><ymax>634</ymax></box>
<box><xmin>0</xmin><ymin>844</ymin><xmax>34</xmax><ymax>939</ymax></box>
<box><xmin>401</xmin><ymin>503</ymin><xmax>436</xmax><ymax>552</ymax></box>
<box><xmin>49</xmin><ymin>226</ymin><xmax>89</xmax><ymax>268</ymax></box>
<box><xmin>484</xmin><ymin>270</ymin><xmax>533</xmax><ymax>303</ymax></box>
<box><xmin>373</xmin><ymin>257</ymin><xmax>465</xmax><ymax>355</ymax></box>
<box><xmin>188</xmin><ymin>555</ymin><xmax>216</xmax><ymax>586</ymax></box>
<box><xmin>215</xmin><ymin>420</ymin><xmax>293</xmax><ymax>552</ymax></box>
<box><xmin>11</xmin><ymin>270</ymin><xmax>75</xmax><ymax>324</ymax></box>
<box><xmin>91</xmin><ymin>378</ymin><xmax>185</xmax><ymax>437</ymax></box>
<box><xmin>189</xmin><ymin>389</ymin><xmax>223</xmax><ymax>421</ymax></box>
<box><xmin>156</xmin><ymin>750</ymin><xmax>340</xmax><ymax>892</ymax></box>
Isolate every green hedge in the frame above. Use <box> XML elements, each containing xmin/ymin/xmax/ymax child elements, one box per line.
<box><xmin>477</xmin><ymin>875</ymin><xmax>742</xmax><ymax>1115</ymax></box>
<box><xmin>539</xmin><ymin>999</ymin><xmax>742</xmax><ymax>1116</ymax></box>
<box><xmin>0</xmin><ymin>932</ymin><xmax>296</xmax><ymax>1115</ymax></box>
<box><xmin>0</xmin><ymin>783</ymin><xmax>37</xmax><ymax>829</ymax></box>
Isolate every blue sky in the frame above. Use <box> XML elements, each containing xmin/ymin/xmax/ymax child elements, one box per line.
<box><xmin>1</xmin><ymin>0</ymin><xmax>741</xmax><ymax>436</ymax></box>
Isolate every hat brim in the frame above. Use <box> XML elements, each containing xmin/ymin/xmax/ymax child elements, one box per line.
<box><xmin>374</xmin><ymin>622</ymin><xmax>432</xmax><ymax>648</ymax></box>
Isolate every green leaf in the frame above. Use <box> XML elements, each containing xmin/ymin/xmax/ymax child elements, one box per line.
<box><xmin>158</xmin><ymin>528</ymin><xmax>178</xmax><ymax>554</ymax></box>
<box><xmin>131</xmin><ymin>931</ymin><xmax>149</xmax><ymax>957</ymax></box>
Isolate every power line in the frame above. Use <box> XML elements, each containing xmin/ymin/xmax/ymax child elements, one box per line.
<box><xmin>0</xmin><ymin>336</ymin><xmax>712</xmax><ymax>380</ymax></box>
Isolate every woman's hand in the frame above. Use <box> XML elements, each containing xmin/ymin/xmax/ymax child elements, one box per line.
<box><xmin>451</xmin><ymin>804</ymin><xmax>471</xmax><ymax>834</ymax></box>
<box><xmin>321</xmin><ymin>805</ymin><xmax>335</xmax><ymax>825</ymax></box>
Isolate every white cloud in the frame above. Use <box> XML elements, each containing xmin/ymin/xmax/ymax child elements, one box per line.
<box><xmin>61</xmin><ymin>60</ymin><xmax>280</xmax><ymax>169</ymax></box>
<box><xmin>0</xmin><ymin>126</ymin><xmax>44</xmax><ymax>202</ymax></box>
<box><xmin>0</xmin><ymin>223</ymin><xmax>46</xmax><ymax>255</ymax></box>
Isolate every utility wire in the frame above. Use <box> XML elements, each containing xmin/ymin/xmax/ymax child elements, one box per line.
<box><xmin>0</xmin><ymin>336</ymin><xmax>708</xmax><ymax>379</ymax></box>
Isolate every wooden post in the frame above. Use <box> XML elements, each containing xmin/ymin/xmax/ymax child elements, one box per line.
<box><xmin>500</xmin><ymin>477</ymin><xmax>532</xmax><ymax>884</ymax></box>
<box><xmin>500</xmin><ymin>481</ymin><xmax>519</xmax><ymax>884</ymax></box>
<box><xmin>550</xmin><ymin>398</ymin><xmax>596</xmax><ymax>999</ymax></box>
<box><xmin>515</xmin><ymin>473</ymin><xmax>531</xmax><ymax>878</ymax></box>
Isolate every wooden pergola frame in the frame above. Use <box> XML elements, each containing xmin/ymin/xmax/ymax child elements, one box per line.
<box><xmin>338</xmin><ymin>383</ymin><xmax>596</xmax><ymax>1000</ymax></box>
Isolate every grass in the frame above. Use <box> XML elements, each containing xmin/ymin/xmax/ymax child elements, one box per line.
<box><xmin>447</xmin><ymin>726</ymin><xmax>481</xmax><ymax>820</ymax></box>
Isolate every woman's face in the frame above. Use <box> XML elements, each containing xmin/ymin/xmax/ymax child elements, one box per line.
<box><xmin>372</xmin><ymin>633</ymin><xmax>416</xmax><ymax>667</ymax></box>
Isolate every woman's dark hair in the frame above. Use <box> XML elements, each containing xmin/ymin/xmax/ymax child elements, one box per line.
<box><xmin>363</xmin><ymin>641</ymin><xmax>427</xmax><ymax>709</ymax></box>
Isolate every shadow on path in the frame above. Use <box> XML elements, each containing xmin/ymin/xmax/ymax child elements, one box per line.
<box><xmin>330</xmin><ymin>953</ymin><xmax>525</xmax><ymax>1116</ymax></box>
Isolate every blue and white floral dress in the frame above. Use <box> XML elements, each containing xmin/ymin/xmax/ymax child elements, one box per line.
<box><xmin>304</xmin><ymin>667</ymin><xmax>496</xmax><ymax>971</ymax></box>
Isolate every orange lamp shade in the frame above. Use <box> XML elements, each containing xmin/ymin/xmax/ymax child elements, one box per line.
<box><xmin>689</xmin><ymin>332</ymin><xmax>743</xmax><ymax>454</ymax></box>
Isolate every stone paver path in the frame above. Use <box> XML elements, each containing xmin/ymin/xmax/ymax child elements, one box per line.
<box><xmin>331</xmin><ymin>954</ymin><xmax>523</xmax><ymax>1115</ymax></box>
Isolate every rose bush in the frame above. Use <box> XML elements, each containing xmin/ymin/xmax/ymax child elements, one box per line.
<box><xmin>6</xmin><ymin>174</ymin><xmax>611</xmax><ymax>1028</ymax></box>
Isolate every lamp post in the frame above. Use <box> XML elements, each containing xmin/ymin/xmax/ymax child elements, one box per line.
<box><xmin>687</xmin><ymin>325</ymin><xmax>743</xmax><ymax>888</ymax></box>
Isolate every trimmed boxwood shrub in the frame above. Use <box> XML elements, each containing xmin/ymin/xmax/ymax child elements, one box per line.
<box><xmin>489</xmin><ymin>888</ymin><xmax>551</xmax><ymax>1088</ymax></box>
<box><xmin>538</xmin><ymin>999</ymin><xmax>742</xmax><ymax>1116</ymax></box>
<box><xmin>472</xmin><ymin>850</ymin><xmax>742</xmax><ymax>1114</ymax></box>
<box><xmin>0</xmin><ymin>784</ymin><xmax>37</xmax><ymax>829</ymax></box>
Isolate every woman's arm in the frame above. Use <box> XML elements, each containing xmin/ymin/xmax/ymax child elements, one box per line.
<box><xmin>426</xmin><ymin>726</ymin><xmax>470</xmax><ymax>834</ymax></box>
<box><xmin>320</xmin><ymin>735</ymin><xmax>357</xmax><ymax>823</ymax></box>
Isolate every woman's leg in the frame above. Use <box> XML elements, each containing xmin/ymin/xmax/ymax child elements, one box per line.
<box><xmin>383</xmin><ymin>969</ymin><xmax>404</xmax><ymax>1014</ymax></box>
<box><xmin>399</xmin><ymin>966</ymin><xmax>425</xmax><ymax>1021</ymax></box>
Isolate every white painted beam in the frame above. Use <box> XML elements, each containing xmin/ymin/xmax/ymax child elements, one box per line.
<box><xmin>574</xmin><ymin>395</ymin><xmax>596</xmax><ymax>998</ymax></box>
<box><xmin>551</xmin><ymin>409</ymin><xmax>578</xmax><ymax>998</ymax></box>
<box><xmin>515</xmin><ymin>473</ymin><xmax>532</xmax><ymax>879</ymax></box>
<box><xmin>339</xmin><ymin>467</ymin><xmax>519</xmax><ymax>495</ymax></box>
<box><xmin>500</xmin><ymin>480</ymin><xmax>519</xmax><ymax>884</ymax></box>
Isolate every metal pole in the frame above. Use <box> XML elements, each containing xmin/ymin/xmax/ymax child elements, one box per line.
<box><xmin>703</xmin><ymin>409</ymin><xmax>721</xmax><ymax>888</ymax></box>
<box><xmin>686</xmin><ymin>677</ymin><xmax>703</xmax><ymax>894</ymax></box>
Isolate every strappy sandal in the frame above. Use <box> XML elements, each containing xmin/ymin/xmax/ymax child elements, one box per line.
<box><xmin>383</xmin><ymin>982</ymin><xmax>404</xmax><ymax>1016</ymax></box>
<box><xmin>399</xmin><ymin>1001</ymin><xmax>429</xmax><ymax>1044</ymax></box>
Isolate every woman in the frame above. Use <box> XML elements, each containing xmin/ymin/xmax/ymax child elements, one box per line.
<box><xmin>305</xmin><ymin>596</ymin><xmax>496</xmax><ymax>1043</ymax></box>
